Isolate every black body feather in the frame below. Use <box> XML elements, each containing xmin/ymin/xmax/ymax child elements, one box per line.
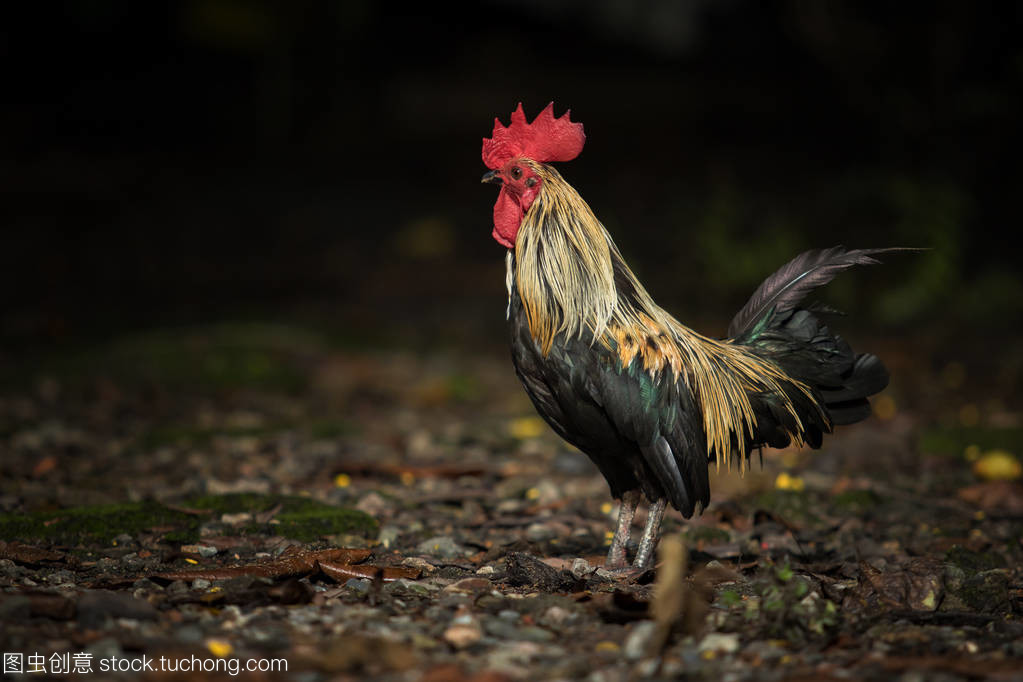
<box><xmin>507</xmin><ymin>245</ymin><xmax>896</xmax><ymax>518</ymax></box>
<box><xmin>508</xmin><ymin>256</ymin><xmax>710</xmax><ymax>517</ymax></box>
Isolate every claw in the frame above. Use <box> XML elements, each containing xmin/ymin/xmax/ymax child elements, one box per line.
<box><xmin>633</xmin><ymin>498</ymin><xmax>667</xmax><ymax>570</ymax></box>
<box><xmin>605</xmin><ymin>490</ymin><xmax>640</xmax><ymax>569</ymax></box>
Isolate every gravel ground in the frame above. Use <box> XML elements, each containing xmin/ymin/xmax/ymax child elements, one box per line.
<box><xmin>1</xmin><ymin>324</ymin><xmax>1021</xmax><ymax>681</ymax></box>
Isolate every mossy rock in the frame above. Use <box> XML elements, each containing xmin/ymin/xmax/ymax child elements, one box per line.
<box><xmin>918</xmin><ymin>426</ymin><xmax>1023</xmax><ymax>458</ymax></box>
<box><xmin>183</xmin><ymin>493</ymin><xmax>378</xmax><ymax>542</ymax></box>
<box><xmin>0</xmin><ymin>501</ymin><xmax>203</xmax><ymax>546</ymax></box>
<box><xmin>944</xmin><ymin>546</ymin><xmax>1007</xmax><ymax>574</ymax></box>
<box><xmin>750</xmin><ymin>489</ymin><xmax>821</xmax><ymax>524</ymax></box>
<box><xmin>0</xmin><ymin>494</ymin><xmax>377</xmax><ymax>547</ymax></box>
<box><xmin>686</xmin><ymin>525</ymin><xmax>732</xmax><ymax>544</ymax></box>
<box><xmin>831</xmin><ymin>489</ymin><xmax>881</xmax><ymax>512</ymax></box>
<box><xmin>956</xmin><ymin>570</ymin><xmax>1011</xmax><ymax>613</ymax></box>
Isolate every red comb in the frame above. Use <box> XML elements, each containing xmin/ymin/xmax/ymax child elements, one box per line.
<box><xmin>482</xmin><ymin>102</ymin><xmax>585</xmax><ymax>169</ymax></box>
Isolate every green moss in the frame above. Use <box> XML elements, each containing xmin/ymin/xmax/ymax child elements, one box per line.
<box><xmin>0</xmin><ymin>494</ymin><xmax>377</xmax><ymax>547</ymax></box>
<box><xmin>0</xmin><ymin>501</ymin><xmax>202</xmax><ymax>545</ymax></box>
<box><xmin>11</xmin><ymin>323</ymin><xmax>315</xmax><ymax>394</ymax></box>
<box><xmin>831</xmin><ymin>489</ymin><xmax>881</xmax><ymax>512</ymax></box>
<box><xmin>184</xmin><ymin>493</ymin><xmax>378</xmax><ymax>542</ymax></box>
<box><xmin>956</xmin><ymin>571</ymin><xmax>1011</xmax><ymax>613</ymax></box>
<box><xmin>750</xmin><ymin>489</ymin><xmax>821</xmax><ymax>524</ymax></box>
<box><xmin>945</xmin><ymin>546</ymin><xmax>1007</xmax><ymax>574</ymax></box>
<box><xmin>919</xmin><ymin>426</ymin><xmax>1023</xmax><ymax>458</ymax></box>
<box><xmin>307</xmin><ymin>419</ymin><xmax>352</xmax><ymax>440</ymax></box>
<box><xmin>686</xmin><ymin>526</ymin><xmax>732</xmax><ymax>544</ymax></box>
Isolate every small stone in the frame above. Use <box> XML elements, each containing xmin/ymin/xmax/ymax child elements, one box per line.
<box><xmin>443</xmin><ymin>624</ymin><xmax>482</xmax><ymax>649</ymax></box>
<box><xmin>541</xmin><ymin>605</ymin><xmax>575</xmax><ymax>627</ymax></box>
<box><xmin>345</xmin><ymin>578</ymin><xmax>371</xmax><ymax>594</ymax></box>
<box><xmin>525</xmin><ymin>522</ymin><xmax>557</xmax><ymax>542</ymax></box>
<box><xmin>191</xmin><ymin>578</ymin><xmax>212</xmax><ymax>590</ymax></box>
<box><xmin>355</xmin><ymin>492</ymin><xmax>390</xmax><ymax>517</ymax></box>
<box><xmin>571</xmin><ymin>558</ymin><xmax>594</xmax><ymax>578</ymax></box>
<box><xmin>498</xmin><ymin>609</ymin><xmax>520</xmax><ymax>622</ymax></box>
<box><xmin>476</xmin><ymin>565</ymin><xmax>496</xmax><ymax>576</ymax></box>
<box><xmin>378</xmin><ymin>526</ymin><xmax>401</xmax><ymax>548</ymax></box>
<box><xmin>443</xmin><ymin>578</ymin><xmax>491</xmax><ymax>594</ymax></box>
<box><xmin>518</xmin><ymin>626</ymin><xmax>555</xmax><ymax>642</ymax></box>
<box><xmin>180</xmin><ymin>544</ymin><xmax>218</xmax><ymax>558</ymax></box>
<box><xmin>221</xmin><ymin>512</ymin><xmax>252</xmax><ymax>524</ymax></box>
<box><xmin>113</xmin><ymin>533</ymin><xmax>134</xmax><ymax>546</ymax></box>
<box><xmin>176</xmin><ymin>625</ymin><xmax>205</xmax><ymax>643</ymax></box>
<box><xmin>384</xmin><ymin>578</ymin><xmax>440</xmax><ymax>597</ymax></box>
<box><xmin>401</xmin><ymin>556</ymin><xmax>437</xmax><ymax>575</ymax></box>
<box><xmin>698</xmin><ymin>632</ymin><xmax>740</xmax><ymax>654</ymax></box>
<box><xmin>415</xmin><ymin>536</ymin><xmax>468</xmax><ymax>559</ymax></box>
<box><xmin>623</xmin><ymin>621</ymin><xmax>657</xmax><ymax>660</ymax></box>
<box><xmin>483</xmin><ymin>618</ymin><xmax>521</xmax><ymax>639</ymax></box>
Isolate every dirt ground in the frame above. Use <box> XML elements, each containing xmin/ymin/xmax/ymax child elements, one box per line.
<box><xmin>1</xmin><ymin>323</ymin><xmax>1021</xmax><ymax>680</ymax></box>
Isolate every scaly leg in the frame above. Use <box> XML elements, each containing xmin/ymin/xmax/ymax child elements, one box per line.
<box><xmin>633</xmin><ymin>497</ymin><xmax>667</xmax><ymax>570</ymax></box>
<box><xmin>605</xmin><ymin>489</ymin><xmax>640</xmax><ymax>569</ymax></box>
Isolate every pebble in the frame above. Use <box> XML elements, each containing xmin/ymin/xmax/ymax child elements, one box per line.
<box><xmin>191</xmin><ymin>578</ymin><xmax>212</xmax><ymax>590</ymax></box>
<box><xmin>181</xmin><ymin>544</ymin><xmax>218</xmax><ymax>558</ymax></box>
<box><xmin>401</xmin><ymin>556</ymin><xmax>437</xmax><ymax>575</ymax></box>
<box><xmin>623</xmin><ymin>621</ymin><xmax>657</xmax><ymax>660</ymax></box>
<box><xmin>220</xmin><ymin>512</ymin><xmax>252</xmax><ymax>524</ymax></box>
<box><xmin>415</xmin><ymin>535</ymin><xmax>468</xmax><ymax>559</ymax></box>
<box><xmin>355</xmin><ymin>491</ymin><xmax>390</xmax><ymax>517</ymax></box>
<box><xmin>698</xmin><ymin>632</ymin><xmax>740</xmax><ymax>654</ymax></box>
<box><xmin>345</xmin><ymin>578</ymin><xmax>372</xmax><ymax>595</ymax></box>
<box><xmin>541</xmin><ymin>605</ymin><xmax>575</xmax><ymax>626</ymax></box>
<box><xmin>443</xmin><ymin>623</ymin><xmax>482</xmax><ymax>649</ymax></box>
<box><xmin>384</xmin><ymin>578</ymin><xmax>440</xmax><ymax>597</ymax></box>
<box><xmin>475</xmin><ymin>565</ymin><xmax>497</xmax><ymax>576</ymax></box>
<box><xmin>378</xmin><ymin>525</ymin><xmax>402</xmax><ymax>548</ymax></box>
<box><xmin>176</xmin><ymin>625</ymin><xmax>205</xmax><ymax>643</ymax></box>
<box><xmin>442</xmin><ymin>578</ymin><xmax>491</xmax><ymax>594</ymax></box>
<box><xmin>571</xmin><ymin>558</ymin><xmax>594</xmax><ymax>578</ymax></box>
<box><xmin>525</xmin><ymin>522</ymin><xmax>557</xmax><ymax>542</ymax></box>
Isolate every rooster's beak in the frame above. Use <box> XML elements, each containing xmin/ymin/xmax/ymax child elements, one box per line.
<box><xmin>481</xmin><ymin>170</ymin><xmax>502</xmax><ymax>185</ymax></box>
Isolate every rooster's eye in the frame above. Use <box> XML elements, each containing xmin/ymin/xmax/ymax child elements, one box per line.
<box><xmin>510</xmin><ymin>167</ymin><xmax>522</xmax><ymax>180</ymax></box>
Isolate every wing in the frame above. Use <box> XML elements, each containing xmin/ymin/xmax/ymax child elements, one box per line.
<box><xmin>508</xmin><ymin>278</ymin><xmax>709</xmax><ymax>517</ymax></box>
<box><xmin>589</xmin><ymin>341</ymin><xmax>710</xmax><ymax>518</ymax></box>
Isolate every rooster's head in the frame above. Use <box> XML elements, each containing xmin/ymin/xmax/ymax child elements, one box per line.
<box><xmin>481</xmin><ymin>103</ymin><xmax>585</xmax><ymax>248</ymax></box>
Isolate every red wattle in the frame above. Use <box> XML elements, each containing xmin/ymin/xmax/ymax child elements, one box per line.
<box><xmin>492</xmin><ymin>188</ymin><xmax>523</xmax><ymax>248</ymax></box>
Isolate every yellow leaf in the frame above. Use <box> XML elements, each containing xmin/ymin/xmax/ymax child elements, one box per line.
<box><xmin>206</xmin><ymin>639</ymin><xmax>233</xmax><ymax>658</ymax></box>
<box><xmin>973</xmin><ymin>450</ymin><xmax>1021</xmax><ymax>481</ymax></box>
<box><xmin>775</xmin><ymin>472</ymin><xmax>805</xmax><ymax>491</ymax></box>
<box><xmin>334</xmin><ymin>473</ymin><xmax>352</xmax><ymax>488</ymax></box>
<box><xmin>508</xmin><ymin>416</ymin><xmax>545</xmax><ymax>439</ymax></box>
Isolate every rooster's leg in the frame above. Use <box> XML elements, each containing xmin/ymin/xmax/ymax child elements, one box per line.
<box><xmin>605</xmin><ymin>489</ymin><xmax>640</xmax><ymax>569</ymax></box>
<box><xmin>632</xmin><ymin>497</ymin><xmax>666</xmax><ymax>570</ymax></box>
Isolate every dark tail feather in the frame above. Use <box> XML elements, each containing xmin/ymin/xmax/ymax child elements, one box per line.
<box><xmin>728</xmin><ymin>246</ymin><xmax>918</xmax><ymax>341</ymax></box>
<box><xmin>820</xmin><ymin>353</ymin><xmax>889</xmax><ymax>425</ymax></box>
<box><xmin>741</xmin><ymin>307</ymin><xmax>889</xmax><ymax>442</ymax></box>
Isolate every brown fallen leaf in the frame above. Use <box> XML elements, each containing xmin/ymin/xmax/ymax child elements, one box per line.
<box><xmin>0</xmin><ymin>540</ymin><xmax>66</xmax><ymax>564</ymax></box>
<box><xmin>957</xmin><ymin>481</ymin><xmax>1023</xmax><ymax>515</ymax></box>
<box><xmin>340</xmin><ymin>461</ymin><xmax>488</xmax><ymax>480</ymax></box>
<box><xmin>32</xmin><ymin>455</ymin><xmax>58</xmax><ymax>477</ymax></box>
<box><xmin>153</xmin><ymin>548</ymin><xmax>371</xmax><ymax>582</ymax></box>
<box><xmin>318</xmin><ymin>560</ymin><xmax>421</xmax><ymax>583</ymax></box>
<box><xmin>845</xmin><ymin>559</ymin><xmax>944</xmax><ymax>613</ymax></box>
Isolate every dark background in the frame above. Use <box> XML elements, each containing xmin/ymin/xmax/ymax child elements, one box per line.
<box><xmin>3</xmin><ymin>1</ymin><xmax>1022</xmax><ymax>356</ymax></box>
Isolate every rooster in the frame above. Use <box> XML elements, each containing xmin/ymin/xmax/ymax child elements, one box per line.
<box><xmin>481</xmin><ymin>103</ymin><xmax>900</xmax><ymax>570</ymax></box>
